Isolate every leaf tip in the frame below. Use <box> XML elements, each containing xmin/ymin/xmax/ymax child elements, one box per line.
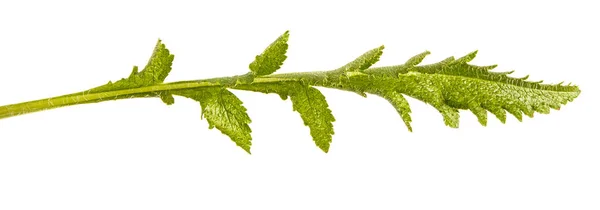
<box><xmin>405</xmin><ymin>50</ymin><xmax>431</xmax><ymax>66</ymax></box>
<box><xmin>282</xmin><ymin>30</ymin><xmax>290</xmax><ymax>37</ymax></box>
<box><xmin>241</xmin><ymin>146</ymin><xmax>252</xmax><ymax>154</ymax></box>
<box><xmin>160</xmin><ymin>94</ymin><xmax>175</xmax><ymax>105</ymax></box>
<box><xmin>455</xmin><ymin>50</ymin><xmax>478</xmax><ymax>63</ymax></box>
<box><xmin>318</xmin><ymin>144</ymin><xmax>330</xmax><ymax>153</ymax></box>
<box><xmin>129</xmin><ymin>66</ymin><xmax>139</xmax><ymax>77</ymax></box>
<box><xmin>487</xmin><ymin>64</ymin><xmax>499</xmax><ymax>70</ymax></box>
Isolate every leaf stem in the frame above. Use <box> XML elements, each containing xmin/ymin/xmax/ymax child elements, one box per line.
<box><xmin>0</xmin><ymin>72</ymin><xmax>317</xmax><ymax>120</ymax></box>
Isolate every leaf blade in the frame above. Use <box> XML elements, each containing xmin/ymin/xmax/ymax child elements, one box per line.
<box><xmin>88</xmin><ymin>39</ymin><xmax>175</xmax><ymax>93</ymax></box>
<box><xmin>337</xmin><ymin>45</ymin><xmax>384</xmax><ymax>72</ymax></box>
<box><xmin>290</xmin><ymin>85</ymin><xmax>336</xmax><ymax>152</ymax></box>
<box><xmin>176</xmin><ymin>88</ymin><xmax>253</xmax><ymax>153</ymax></box>
<box><xmin>249</xmin><ymin>30</ymin><xmax>290</xmax><ymax>76</ymax></box>
<box><xmin>379</xmin><ymin>91</ymin><xmax>412</xmax><ymax>131</ymax></box>
<box><xmin>233</xmin><ymin>82</ymin><xmax>335</xmax><ymax>152</ymax></box>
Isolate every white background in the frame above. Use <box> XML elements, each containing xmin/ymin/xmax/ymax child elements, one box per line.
<box><xmin>0</xmin><ymin>0</ymin><xmax>598</xmax><ymax>209</ymax></box>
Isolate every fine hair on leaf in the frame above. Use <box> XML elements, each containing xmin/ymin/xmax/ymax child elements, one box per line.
<box><xmin>0</xmin><ymin>31</ymin><xmax>581</xmax><ymax>153</ymax></box>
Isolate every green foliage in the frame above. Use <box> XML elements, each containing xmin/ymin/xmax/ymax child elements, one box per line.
<box><xmin>398</xmin><ymin>50</ymin><xmax>579</xmax><ymax>126</ymax></box>
<box><xmin>235</xmin><ymin>82</ymin><xmax>335</xmax><ymax>152</ymax></box>
<box><xmin>0</xmin><ymin>31</ymin><xmax>581</xmax><ymax>154</ymax></box>
<box><xmin>379</xmin><ymin>91</ymin><xmax>412</xmax><ymax>132</ymax></box>
<box><xmin>289</xmin><ymin>85</ymin><xmax>335</xmax><ymax>152</ymax></box>
<box><xmin>89</xmin><ymin>40</ymin><xmax>175</xmax><ymax>93</ymax></box>
<box><xmin>248</xmin><ymin>31</ymin><xmax>289</xmax><ymax>76</ymax></box>
<box><xmin>85</xmin><ymin>39</ymin><xmax>176</xmax><ymax>105</ymax></box>
<box><xmin>337</xmin><ymin>45</ymin><xmax>384</xmax><ymax>72</ymax></box>
<box><xmin>176</xmin><ymin>88</ymin><xmax>253</xmax><ymax>153</ymax></box>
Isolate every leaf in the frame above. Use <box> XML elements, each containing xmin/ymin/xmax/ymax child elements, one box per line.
<box><xmin>87</xmin><ymin>39</ymin><xmax>175</xmax><ymax>105</ymax></box>
<box><xmin>404</xmin><ymin>51</ymin><xmax>431</xmax><ymax>67</ymax></box>
<box><xmin>337</xmin><ymin>45</ymin><xmax>384</xmax><ymax>72</ymax></box>
<box><xmin>469</xmin><ymin>105</ymin><xmax>487</xmax><ymax>126</ymax></box>
<box><xmin>249</xmin><ymin>30</ymin><xmax>290</xmax><ymax>76</ymax></box>
<box><xmin>160</xmin><ymin>93</ymin><xmax>175</xmax><ymax>105</ymax></box>
<box><xmin>289</xmin><ymin>85</ymin><xmax>336</xmax><ymax>152</ymax></box>
<box><xmin>452</xmin><ymin>50</ymin><xmax>478</xmax><ymax>64</ymax></box>
<box><xmin>505</xmin><ymin>105</ymin><xmax>523</xmax><ymax>122</ymax></box>
<box><xmin>437</xmin><ymin>105</ymin><xmax>460</xmax><ymax>128</ymax></box>
<box><xmin>362</xmin><ymin>50</ymin><xmax>430</xmax><ymax>77</ymax></box>
<box><xmin>234</xmin><ymin>82</ymin><xmax>335</xmax><ymax>152</ymax></box>
<box><xmin>89</xmin><ymin>39</ymin><xmax>175</xmax><ymax>92</ymax></box>
<box><xmin>484</xmin><ymin>105</ymin><xmax>507</xmax><ymax>124</ymax></box>
<box><xmin>175</xmin><ymin>88</ymin><xmax>253</xmax><ymax>153</ymax></box>
<box><xmin>386</xmin><ymin>51</ymin><xmax>580</xmax><ymax>127</ymax></box>
<box><xmin>378</xmin><ymin>91</ymin><xmax>412</xmax><ymax>131</ymax></box>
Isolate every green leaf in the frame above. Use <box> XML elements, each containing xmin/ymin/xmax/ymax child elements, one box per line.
<box><xmin>389</xmin><ymin>51</ymin><xmax>579</xmax><ymax>127</ymax></box>
<box><xmin>89</xmin><ymin>39</ymin><xmax>175</xmax><ymax>92</ymax></box>
<box><xmin>160</xmin><ymin>93</ymin><xmax>175</xmax><ymax>105</ymax></box>
<box><xmin>437</xmin><ymin>105</ymin><xmax>460</xmax><ymax>128</ymax></box>
<box><xmin>234</xmin><ymin>82</ymin><xmax>335</xmax><ymax>152</ymax></box>
<box><xmin>469</xmin><ymin>105</ymin><xmax>487</xmax><ymax>126</ymax></box>
<box><xmin>289</xmin><ymin>85</ymin><xmax>336</xmax><ymax>152</ymax></box>
<box><xmin>175</xmin><ymin>88</ymin><xmax>253</xmax><ymax>153</ymax></box>
<box><xmin>249</xmin><ymin>30</ymin><xmax>290</xmax><ymax>76</ymax></box>
<box><xmin>86</xmin><ymin>39</ymin><xmax>176</xmax><ymax>105</ymax></box>
<box><xmin>337</xmin><ymin>45</ymin><xmax>384</xmax><ymax>72</ymax></box>
<box><xmin>379</xmin><ymin>91</ymin><xmax>412</xmax><ymax>131</ymax></box>
<box><xmin>404</xmin><ymin>51</ymin><xmax>431</xmax><ymax>67</ymax></box>
<box><xmin>505</xmin><ymin>105</ymin><xmax>523</xmax><ymax>122</ymax></box>
<box><xmin>361</xmin><ymin>50</ymin><xmax>430</xmax><ymax>77</ymax></box>
<box><xmin>453</xmin><ymin>50</ymin><xmax>478</xmax><ymax>64</ymax></box>
<box><xmin>484</xmin><ymin>105</ymin><xmax>507</xmax><ymax>124</ymax></box>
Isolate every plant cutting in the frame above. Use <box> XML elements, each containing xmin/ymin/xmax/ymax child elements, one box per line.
<box><xmin>0</xmin><ymin>31</ymin><xmax>581</xmax><ymax>153</ymax></box>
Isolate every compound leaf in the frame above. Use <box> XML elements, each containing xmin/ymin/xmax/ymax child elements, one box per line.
<box><xmin>0</xmin><ymin>32</ymin><xmax>582</xmax><ymax>154</ymax></box>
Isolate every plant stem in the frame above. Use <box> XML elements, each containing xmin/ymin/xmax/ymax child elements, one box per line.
<box><xmin>0</xmin><ymin>72</ymin><xmax>329</xmax><ymax>120</ymax></box>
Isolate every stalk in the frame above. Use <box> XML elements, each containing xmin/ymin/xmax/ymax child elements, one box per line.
<box><xmin>0</xmin><ymin>72</ymin><xmax>326</xmax><ymax>120</ymax></box>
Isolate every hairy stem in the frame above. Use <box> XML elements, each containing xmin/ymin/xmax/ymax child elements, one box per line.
<box><xmin>0</xmin><ymin>66</ymin><xmax>579</xmax><ymax>124</ymax></box>
<box><xmin>0</xmin><ymin>72</ymin><xmax>322</xmax><ymax>120</ymax></box>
